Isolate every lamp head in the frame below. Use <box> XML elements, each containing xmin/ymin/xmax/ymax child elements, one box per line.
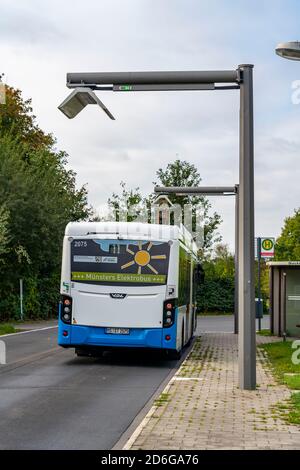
<box><xmin>276</xmin><ymin>41</ymin><xmax>300</xmax><ymax>61</ymax></box>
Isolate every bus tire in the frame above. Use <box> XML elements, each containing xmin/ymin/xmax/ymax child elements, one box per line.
<box><xmin>75</xmin><ymin>348</ymin><xmax>91</xmax><ymax>357</ymax></box>
<box><xmin>167</xmin><ymin>348</ymin><xmax>182</xmax><ymax>360</ymax></box>
<box><xmin>77</xmin><ymin>348</ymin><xmax>104</xmax><ymax>358</ymax></box>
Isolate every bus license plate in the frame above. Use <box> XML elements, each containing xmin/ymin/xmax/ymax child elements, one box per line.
<box><xmin>105</xmin><ymin>327</ymin><xmax>130</xmax><ymax>335</ymax></box>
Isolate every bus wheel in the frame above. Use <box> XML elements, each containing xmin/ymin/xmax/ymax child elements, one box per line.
<box><xmin>168</xmin><ymin>349</ymin><xmax>182</xmax><ymax>360</ymax></box>
<box><xmin>76</xmin><ymin>348</ymin><xmax>103</xmax><ymax>358</ymax></box>
<box><xmin>75</xmin><ymin>348</ymin><xmax>93</xmax><ymax>357</ymax></box>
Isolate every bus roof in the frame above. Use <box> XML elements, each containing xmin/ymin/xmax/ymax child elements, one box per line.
<box><xmin>65</xmin><ymin>221</ymin><xmax>198</xmax><ymax>254</ymax></box>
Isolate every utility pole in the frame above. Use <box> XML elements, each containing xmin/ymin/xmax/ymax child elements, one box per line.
<box><xmin>234</xmin><ymin>185</ymin><xmax>239</xmax><ymax>334</ymax></box>
<box><xmin>238</xmin><ymin>64</ymin><xmax>256</xmax><ymax>390</ymax></box>
<box><xmin>19</xmin><ymin>278</ymin><xmax>24</xmax><ymax>321</ymax></box>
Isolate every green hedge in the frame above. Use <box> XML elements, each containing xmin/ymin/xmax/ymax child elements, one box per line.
<box><xmin>0</xmin><ymin>272</ymin><xmax>60</xmax><ymax>322</ymax></box>
<box><xmin>197</xmin><ymin>277</ymin><xmax>235</xmax><ymax>314</ymax></box>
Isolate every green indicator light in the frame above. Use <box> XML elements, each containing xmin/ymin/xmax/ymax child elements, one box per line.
<box><xmin>119</xmin><ymin>85</ymin><xmax>133</xmax><ymax>91</ymax></box>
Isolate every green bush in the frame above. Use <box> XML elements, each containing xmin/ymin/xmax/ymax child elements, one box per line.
<box><xmin>197</xmin><ymin>277</ymin><xmax>234</xmax><ymax>313</ymax></box>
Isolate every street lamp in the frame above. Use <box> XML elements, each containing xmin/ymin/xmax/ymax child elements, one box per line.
<box><xmin>275</xmin><ymin>41</ymin><xmax>300</xmax><ymax>61</ymax></box>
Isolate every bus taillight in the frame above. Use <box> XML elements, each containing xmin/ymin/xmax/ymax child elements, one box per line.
<box><xmin>60</xmin><ymin>295</ymin><xmax>72</xmax><ymax>324</ymax></box>
<box><xmin>163</xmin><ymin>299</ymin><xmax>177</xmax><ymax>328</ymax></box>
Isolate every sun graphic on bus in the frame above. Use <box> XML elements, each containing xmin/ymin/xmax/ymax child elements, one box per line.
<box><xmin>121</xmin><ymin>241</ymin><xmax>166</xmax><ymax>275</ymax></box>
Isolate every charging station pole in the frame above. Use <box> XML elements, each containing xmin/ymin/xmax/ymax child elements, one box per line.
<box><xmin>60</xmin><ymin>65</ymin><xmax>256</xmax><ymax>390</ymax></box>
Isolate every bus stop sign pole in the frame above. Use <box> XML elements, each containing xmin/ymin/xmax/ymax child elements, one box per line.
<box><xmin>60</xmin><ymin>66</ymin><xmax>256</xmax><ymax>390</ymax></box>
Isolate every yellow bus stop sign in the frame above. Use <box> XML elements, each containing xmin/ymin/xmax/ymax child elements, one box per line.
<box><xmin>260</xmin><ymin>237</ymin><xmax>275</xmax><ymax>257</ymax></box>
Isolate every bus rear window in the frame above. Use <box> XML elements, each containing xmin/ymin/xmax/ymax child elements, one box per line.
<box><xmin>71</xmin><ymin>239</ymin><xmax>170</xmax><ymax>286</ymax></box>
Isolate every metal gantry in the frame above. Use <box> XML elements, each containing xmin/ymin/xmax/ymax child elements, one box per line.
<box><xmin>59</xmin><ymin>65</ymin><xmax>256</xmax><ymax>390</ymax></box>
<box><xmin>154</xmin><ymin>185</ymin><xmax>240</xmax><ymax>335</ymax></box>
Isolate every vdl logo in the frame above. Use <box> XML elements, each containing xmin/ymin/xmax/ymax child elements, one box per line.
<box><xmin>110</xmin><ymin>293</ymin><xmax>127</xmax><ymax>299</ymax></box>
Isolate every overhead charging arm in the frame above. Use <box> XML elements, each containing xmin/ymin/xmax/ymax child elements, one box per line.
<box><xmin>58</xmin><ymin>87</ymin><xmax>115</xmax><ymax>120</ymax></box>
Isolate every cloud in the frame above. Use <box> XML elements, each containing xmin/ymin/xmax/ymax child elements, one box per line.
<box><xmin>0</xmin><ymin>1</ymin><xmax>65</xmax><ymax>45</ymax></box>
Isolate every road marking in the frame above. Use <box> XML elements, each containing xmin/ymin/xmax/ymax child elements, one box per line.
<box><xmin>171</xmin><ymin>377</ymin><xmax>203</xmax><ymax>381</ymax></box>
<box><xmin>0</xmin><ymin>347</ymin><xmax>61</xmax><ymax>375</ymax></box>
<box><xmin>0</xmin><ymin>325</ymin><xmax>58</xmax><ymax>338</ymax></box>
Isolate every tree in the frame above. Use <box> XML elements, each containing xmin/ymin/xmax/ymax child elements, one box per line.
<box><xmin>275</xmin><ymin>209</ymin><xmax>300</xmax><ymax>260</ymax></box>
<box><xmin>197</xmin><ymin>244</ymin><xmax>235</xmax><ymax>313</ymax></box>
<box><xmin>0</xmin><ymin>85</ymin><xmax>91</xmax><ymax>321</ymax></box>
<box><xmin>0</xmin><ymin>86</ymin><xmax>54</xmax><ymax>152</ymax></box>
<box><xmin>106</xmin><ymin>160</ymin><xmax>222</xmax><ymax>258</ymax></box>
<box><xmin>106</xmin><ymin>181</ymin><xmax>148</xmax><ymax>222</ymax></box>
<box><xmin>210</xmin><ymin>243</ymin><xmax>235</xmax><ymax>279</ymax></box>
<box><xmin>0</xmin><ymin>204</ymin><xmax>10</xmax><ymax>263</ymax></box>
<box><xmin>153</xmin><ymin>160</ymin><xmax>222</xmax><ymax>257</ymax></box>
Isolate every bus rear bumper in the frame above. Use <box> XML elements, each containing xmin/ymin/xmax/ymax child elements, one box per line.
<box><xmin>58</xmin><ymin>322</ymin><xmax>166</xmax><ymax>349</ymax></box>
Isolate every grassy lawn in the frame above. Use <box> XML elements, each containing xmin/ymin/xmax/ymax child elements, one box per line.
<box><xmin>198</xmin><ymin>311</ymin><xmax>233</xmax><ymax>316</ymax></box>
<box><xmin>260</xmin><ymin>340</ymin><xmax>300</xmax><ymax>425</ymax></box>
<box><xmin>257</xmin><ymin>329</ymin><xmax>272</xmax><ymax>336</ymax></box>
<box><xmin>0</xmin><ymin>323</ymin><xmax>17</xmax><ymax>336</ymax></box>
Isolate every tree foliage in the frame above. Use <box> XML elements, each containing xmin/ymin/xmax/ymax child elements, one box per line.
<box><xmin>153</xmin><ymin>160</ymin><xmax>222</xmax><ymax>256</ymax></box>
<box><xmin>0</xmin><ymin>85</ymin><xmax>91</xmax><ymax>321</ymax></box>
<box><xmin>275</xmin><ymin>209</ymin><xmax>300</xmax><ymax>260</ymax></box>
<box><xmin>107</xmin><ymin>160</ymin><xmax>222</xmax><ymax>257</ymax></box>
<box><xmin>0</xmin><ymin>204</ymin><xmax>10</xmax><ymax>263</ymax></box>
<box><xmin>0</xmin><ymin>86</ymin><xmax>54</xmax><ymax>152</ymax></box>
<box><xmin>106</xmin><ymin>181</ymin><xmax>148</xmax><ymax>222</ymax></box>
<box><xmin>197</xmin><ymin>244</ymin><xmax>235</xmax><ymax>313</ymax></box>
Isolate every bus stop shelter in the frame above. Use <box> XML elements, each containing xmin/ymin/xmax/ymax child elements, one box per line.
<box><xmin>268</xmin><ymin>261</ymin><xmax>300</xmax><ymax>338</ymax></box>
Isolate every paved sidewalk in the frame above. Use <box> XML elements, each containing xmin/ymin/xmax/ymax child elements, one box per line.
<box><xmin>125</xmin><ymin>333</ymin><xmax>300</xmax><ymax>450</ymax></box>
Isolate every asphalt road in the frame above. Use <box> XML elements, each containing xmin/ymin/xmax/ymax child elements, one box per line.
<box><xmin>0</xmin><ymin>314</ymin><xmax>270</xmax><ymax>449</ymax></box>
<box><xmin>197</xmin><ymin>314</ymin><xmax>270</xmax><ymax>333</ymax></box>
<box><xmin>0</xmin><ymin>326</ymin><xmax>179</xmax><ymax>450</ymax></box>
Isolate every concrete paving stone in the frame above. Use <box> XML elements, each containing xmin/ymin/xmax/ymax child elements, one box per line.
<box><xmin>127</xmin><ymin>333</ymin><xmax>300</xmax><ymax>450</ymax></box>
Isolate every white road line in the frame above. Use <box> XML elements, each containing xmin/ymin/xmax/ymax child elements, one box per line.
<box><xmin>171</xmin><ymin>377</ymin><xmax>203</xmax><ymax>381</ymax></box>
<box><xmin>0</xmin><ymin>325</ymin><xmax>58</xmax><ymax>338</ymax></box>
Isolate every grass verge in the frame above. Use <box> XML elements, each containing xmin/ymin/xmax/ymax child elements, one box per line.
<box><xmin>198</xmin><ymin>311</ymin><xmax>233</xmax><ymax>316</ymax></box>
<box><xmin>257</xmin><ymin>329</ymin><xmax>272</xmax><ymax>336</ymax></box>
<box><xmin>260</xmin><ymin>340</ymin><xmax>300</xmax><ymax>425</ymax></box>
<box><xmin>0</xmin><ymin>323</ymin><xmax>17</xmax><ymax>336</ymax></box>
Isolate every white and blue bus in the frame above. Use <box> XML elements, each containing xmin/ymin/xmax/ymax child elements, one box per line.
<box><xmin>58</xmin><ymin>221</ymin><xmax>203</xmax><ymax>358</ymax></box>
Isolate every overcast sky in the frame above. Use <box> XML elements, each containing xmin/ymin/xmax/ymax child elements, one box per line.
<box><xmin>1</xmin><ymin>0</ymin><xmax>300</xmax><ymax>251</ymax></box>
